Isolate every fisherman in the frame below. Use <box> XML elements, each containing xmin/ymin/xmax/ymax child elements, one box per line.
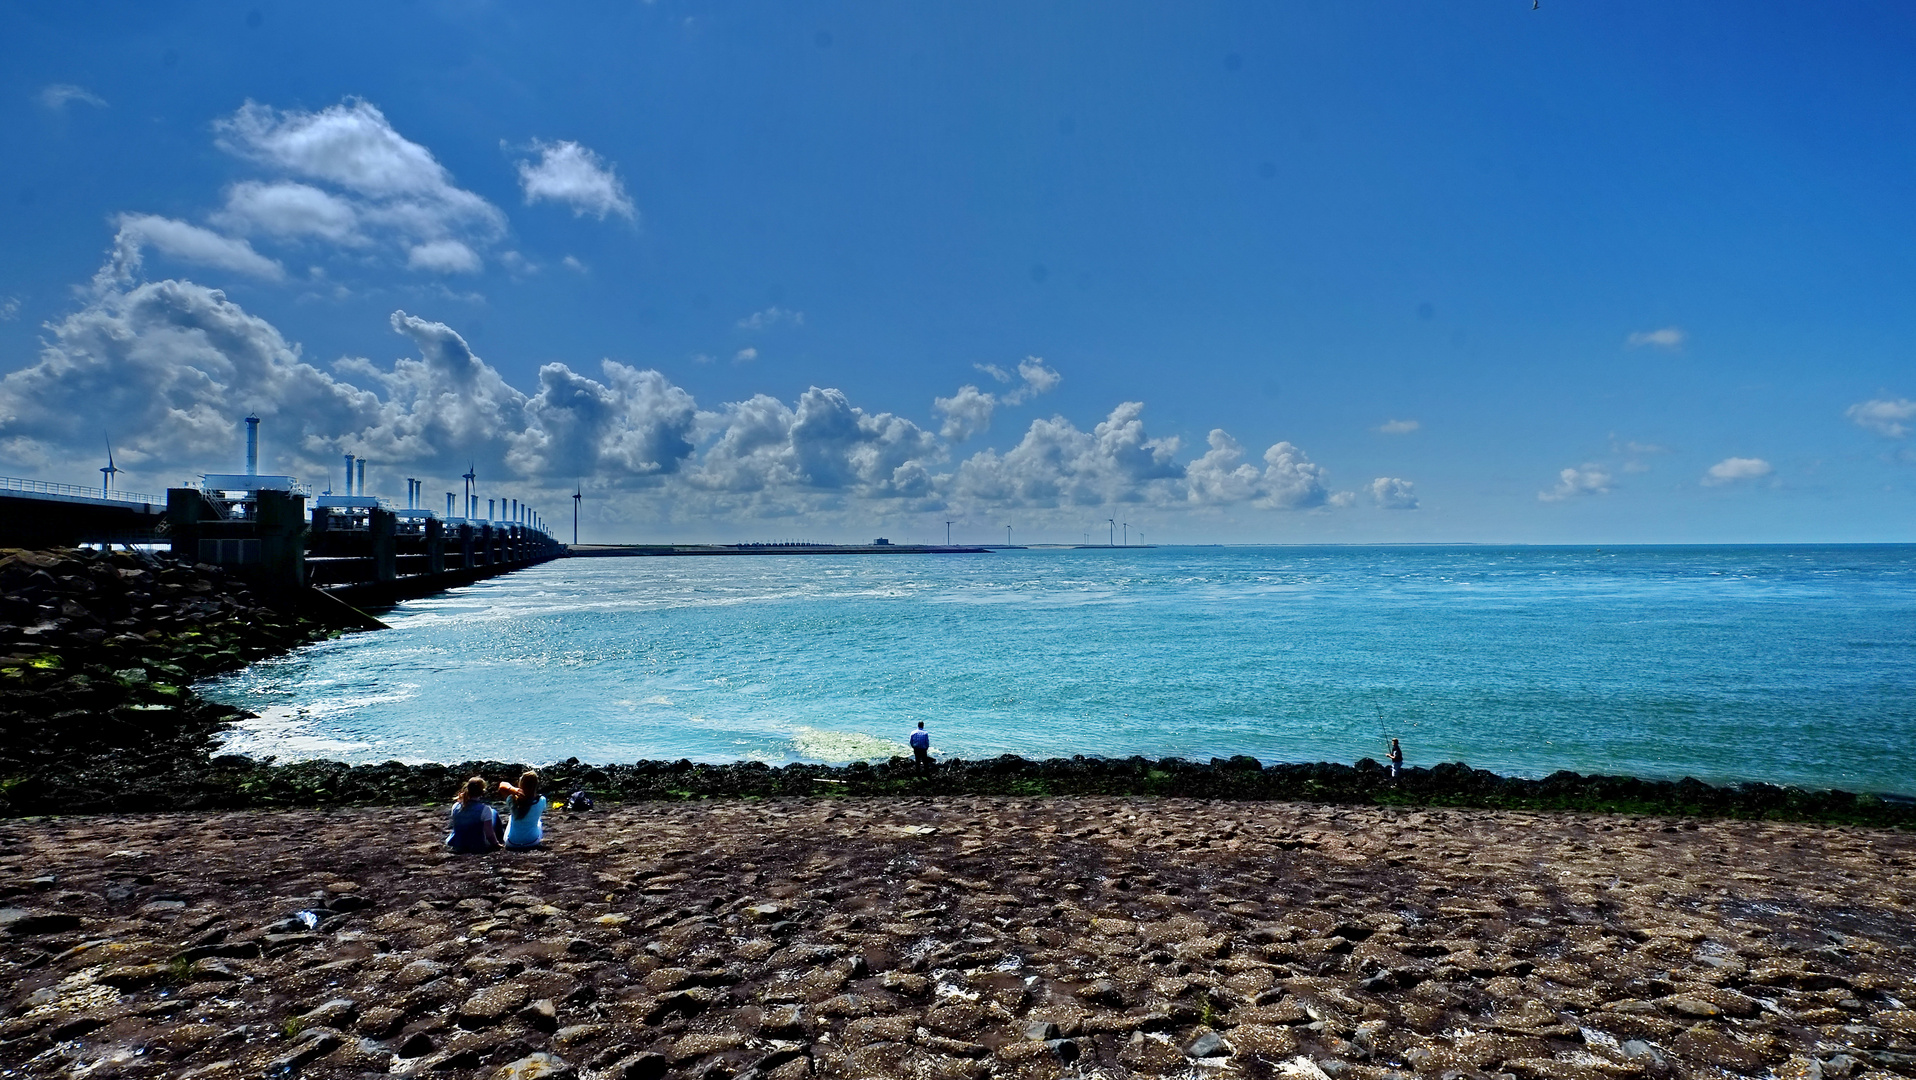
<box><xmin>1388</xmin><ymin>738</ymin><xmax>1404</xmax><ymax>782</ymax></box>
<box><xmin>910</xmin><ymin>721</ymin><xmax>933</xmax><ymax>774</ymax></box>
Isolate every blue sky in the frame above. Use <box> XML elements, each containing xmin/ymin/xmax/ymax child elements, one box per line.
<box><xmin>3</xmin><ymin>2</ymin><xmax>1913</xmax><ymax>544</ymax></box>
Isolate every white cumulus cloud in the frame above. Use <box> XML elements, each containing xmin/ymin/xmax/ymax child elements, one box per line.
<box><xmin>1369</xmin><ymin>477</ymin><xmax>1419</xmax><ymax>509</ymax></box>
<box><xmin>2</xmin><ymin>271</ymin><xmax>1377</xmax><ymax>531</ymax></box>
<box><xmin>1703</xmin><ymin>456</ymin><xmax>1772</xmax><ymax>486</ymax></box>
<box><xmin>0</xmin><ymin>278</ymin><xmax>375</xmax><ymax>477</ymax></box>
<box><xmin>1257</xmin><ymin>442</ymin><xmax>1332</xmax><ymax>510</ymax></box>
<box><xmin>934</xmin><ymin>384</ymin><xmax>997</xmax><ymax>441</ymax></box>
<box><xmin>1004</xmin><ymin>357</ymin><xmax>1061</xmax><ymax>404</ymax></box>
<box><xmin>219</xmin><ymin>98</ymin><xmax>462</xmax><ymax>199</ymax></box>
<box><xmin>693</xmin><ymin>388</ymin><xmax>939</xmax><ymax>500</ymax></box>
<box><xmin>1847</xmin><ymin>398</ymin><xmax>1916</xmax><ymax>439</ymax></box>
<box><xmin>932</xmin><ymin>358</ymin><xmax>1062</xmax><ymax>441</ymax></box>
<box><xmin>1627</xmin><ymin>326</ymin><xmax>1686</xmax><ymax>349</ymax></box>
<box><xmin>102</xmin><ymin>214</ymin><xmax>284</xmax><ymax>282</ymax></box>
<box><xmin>407</xmin><ymin>240</ymin><xmax>483</xmax><ymax>275</ymax></box>
<box><xmin>511</xmin><ymin>362</ymin><xmax>697</xmax><ymax>479</ymax></box>
<box><xmin>955</xmin><ymin>402</ymin><xmax>1183</xmax><ymax>509</ymax></box>
<box><xmin>1375</xmin><ymin>419</ymin><xmax>1419</xmax><ymax>434</ymax></box>
<box><xmin>516</xmin><ymin>140</ymin><xmax>636</xmax><ymax>220</ymax></box>
<box><xmin>213</xmin><ymin>98</ymin><xmax>505</xmax><ymax>272</ymax></box>
<box><xmin>1539</xmin><ymin>465</ymin><xmax>1612</xmax><ymax>501</ymax></box>
<box><xmin>212</xmin><ymin>181</ymin><xmax>363</xmax><ymax>244</ymax></box>
<box><xmin>1183</xmin><ymin>431</ymin><xmax>1264</xmax><ymax>504</ymax></box>
<box><xmin>0</xmin><ymin>279</ymin><xmax>697</xmax><ymax>490</ymax></box>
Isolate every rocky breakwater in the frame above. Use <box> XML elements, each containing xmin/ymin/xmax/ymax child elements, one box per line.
<box><xmin>190</xmin><ymin>754</ymin><xmax>1916</xmax><ymax>830</ymax></box>
<box><xmin>0</xmin><ymin>547</ymin><xmax>330</xmax><ymax>816</ymax></box>
<box><xmin>1</xmin><ymin>798</ymin><xmax>1913</xmax><ymax>1079</ymax></box>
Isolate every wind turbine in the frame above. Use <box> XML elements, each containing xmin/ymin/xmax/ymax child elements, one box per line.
<box><xmin>461</xmin><ymin>461</ymin><xmax>477</xmax><ymax>519</ymax></box>
<box><xmin>572</xmin><ymin>485</ymin><xmax>582</xmax><ymax>546</ymax></box>
<box><xmin>100</xmin><ymin>438</ymin><xmax>119</xmax><ymax>493</ymax></box>
<box><xmin>945</xmin><ymin>520</ymin><xmax>953</xmax><ymax>546</ymax></box>
<box><xmin>1107</xmin><ymin>518</ymin><xmax>1115</xmax><ymax>546</ymax></box>
<box><xmin>1122</xmin><ymin>522</ymin><xmax>1129</xmax><ymax>546</ymax></box>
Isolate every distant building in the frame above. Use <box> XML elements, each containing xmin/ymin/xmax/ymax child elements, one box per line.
<box><xmin>873</xmin><ymin>537</ymin><xmax>892</xmax><ymax>546</ymax></box>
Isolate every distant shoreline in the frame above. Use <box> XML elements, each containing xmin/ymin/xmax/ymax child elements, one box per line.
<box><xmin>566</xmin><ymin>543</ymin><xmax>994</xmax><ymax>556</ymax></box>
<box><xmin>565</xmin><ymin>543</ymin><xmax>1158</xmax><ymax>556</ymax></box>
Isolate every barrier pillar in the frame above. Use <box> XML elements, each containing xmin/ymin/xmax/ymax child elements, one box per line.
<box><xmin>426</xmin><ymin>517</ymin><xmax>445</xmax><ymax>574</ymax></box>
<box><xmin>255</xmin><ymin>489</ymin><xmax>308</xmax><ymax>594</ymax></box>
<box><xmin>166</xmin><ymin>489</ymin><xmax>207</xmax><ymax>562</ymax></box>
<box><xmin>370</xmin><ymin>508</ymin><xmax>397</xmax><ymax>583</ymax></box>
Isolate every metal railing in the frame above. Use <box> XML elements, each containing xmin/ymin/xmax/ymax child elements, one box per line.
<box><xmin>0</xmin><ymin>475</ymin><xmax>166</xmax><ymax>507</ymax></box>
<box><xmin>200</xmin><ymin>480</ymin><xmax>314</xmax><ymax>498</ymax></box>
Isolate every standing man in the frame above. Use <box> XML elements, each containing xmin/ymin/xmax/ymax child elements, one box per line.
<box><xmin>1388</xmin><ymin>738</ymin><xmax>1404</xmax><ymax>782</ymax></box>
<box><xmin>910</xmin><ymin>722</ymin><xmax>933</xmax><ymax>774</ymax></box>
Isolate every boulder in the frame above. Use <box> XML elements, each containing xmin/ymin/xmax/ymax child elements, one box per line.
<box><xmin>493</xmin><ymin>1052</ymin><xmax>575</xmax><ymax>1080</ymax></box>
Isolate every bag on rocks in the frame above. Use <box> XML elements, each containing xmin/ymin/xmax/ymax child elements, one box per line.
<box><xmin>567</xmin><ymin>790</ymin><xmax>594</xmax><ymax>811</ymax></box>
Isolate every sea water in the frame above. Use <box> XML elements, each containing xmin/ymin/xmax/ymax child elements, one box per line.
<box><xmin>197</xmin><ymin>545</ymin><xmax>1916</xmax><ymax>794</ymax></box>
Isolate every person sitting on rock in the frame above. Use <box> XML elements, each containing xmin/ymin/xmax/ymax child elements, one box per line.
<box><xmin>445</xmin><ymin>776</ymin><xmax>501</xmax><ymax>853</ymax></box>
<box><xmin>498</xmin><ymin>770</ymin><xmax>547</xmax><ymax>850</ymax></box>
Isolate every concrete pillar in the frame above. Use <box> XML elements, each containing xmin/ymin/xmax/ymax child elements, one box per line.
<box><xmin>426</xmin><ymin>517</ymin><xmax>445</xmax><ymax>574</ymax></box>
<box><xmin>255</xmin><ymin>489</ymin><xmax>308</xmax><ymax>594</ymax></box>
<box><xmin>371</xmin><ymin>508</ymin><xmax>397</xmax><ymax>583</ymax></box>
<box><xmin>166</xmin><ymin>488</ymin><xmax>206</xmax><ymax>562</ymax></box>
<box><xmin>459</xmin><ymin>522</ymin><xmax>474</xmax><ymax>570</ymax></box>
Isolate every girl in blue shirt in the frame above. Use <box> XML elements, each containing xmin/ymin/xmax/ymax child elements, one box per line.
<box><xmin>498</xmin><ymin>770</ymin><xmax>547</xmax><ymax>850</ymax></box>
<box><xmin>445</xmin><ymin>776</ymin><xmax>501</xmax><ymax>853</ymax></box>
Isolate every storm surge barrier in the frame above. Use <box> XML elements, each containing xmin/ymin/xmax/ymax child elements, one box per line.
<box><xmin>1</xmin><ymin>480</ymin><xmax>562</xmax><ymax>610</ymax></box>
<box><xmin>167</xmin><ymin>486</ymin><xmax>562</xmax><ymax>608</ymax></box>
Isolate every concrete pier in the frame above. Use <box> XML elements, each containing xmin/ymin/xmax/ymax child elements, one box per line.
<box><xmin>0</xmin><ymin>478</ymin><xmax>167</xmax><ymax>548</ymax></box>
<box><xmin>305</xmin><ymin>500</ymin><xmax>561</xmax><ymax>607</ymax></box>
<box><xmin>166</xmin><ymin>487</ymin><xmax>309</xmax><ymax>597</ymax></box>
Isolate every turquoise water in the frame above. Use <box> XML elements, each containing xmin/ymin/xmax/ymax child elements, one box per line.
<box><xmin>198</xmin><ymin>546</ymin><xmax>1916</xmax><ymax>794</ymax></box>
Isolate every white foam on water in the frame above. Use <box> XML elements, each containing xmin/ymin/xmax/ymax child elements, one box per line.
<box><xmin>217</xmin><ymin>705</ymin><xmax>380</xmax><ymax>760</ymax></box>
<box><xmin>789</xmin><ymin>726</ymin><xmax>909</xmax><ymax>762</ymax></box>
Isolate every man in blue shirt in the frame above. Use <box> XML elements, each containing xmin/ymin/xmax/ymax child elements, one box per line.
<box><xmin>910</xmin><ymin>722</ymin><xmax>932</xmax><ymax>774</ymax></box>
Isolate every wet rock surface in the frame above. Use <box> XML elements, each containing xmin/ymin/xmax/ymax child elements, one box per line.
<box><xmin>0</xmin><ymin>547</ymin><xmax>331</xmax><ymax>816</ymax></box>
<box><xmin>2</xmin><ymin>798</ymin><xmax>1913</xmax><ymax>1079</ymax></box>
